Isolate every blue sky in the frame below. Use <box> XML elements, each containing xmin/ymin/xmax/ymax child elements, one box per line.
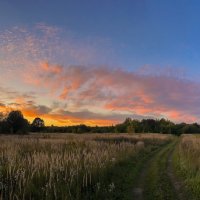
<box><xmin>1</xmin><ymin>0</ymin><xmax>200</xmax><ymax>74</ymax></box>
<box><xmin>1</xmin><ymin>0</ymin><xmax>200</xmax><ymax>125</ymax></box>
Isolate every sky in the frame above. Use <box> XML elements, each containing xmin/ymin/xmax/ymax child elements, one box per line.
<box><xmin>1</xmin><ymin>0</ymin><xmax>200</xmax><ymax>126</ymax></box>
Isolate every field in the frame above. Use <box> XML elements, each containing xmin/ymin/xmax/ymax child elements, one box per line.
<box><xmin>173</xmin><ymin>134</ymin><xmax>200</xmax><ymax>200</ymax></box>
<box><xmin>0</xmin><ymin>133</ymin><xmax>200</xmax><ymax>200</ymax></box>
<box><xmin>0</xmin><ymin>133</ymin><xmax>171</xmax><ymax>200</ymax></box>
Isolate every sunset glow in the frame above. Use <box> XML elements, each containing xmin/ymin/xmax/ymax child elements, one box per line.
<box><xmin>1</xmin><ymin>1</ymin><xmax>200</xmax><ymax>126</ymax></box>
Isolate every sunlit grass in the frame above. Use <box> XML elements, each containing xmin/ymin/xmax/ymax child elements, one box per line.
<box><xmin>173</xmin><ymin>134</ymin><xmax>200</xmax><ymax>199</ymax></box>
<box><xmin>0</xmin><ymin>133</ymin><xmax>171</xmax><ymax>199</ymax></box>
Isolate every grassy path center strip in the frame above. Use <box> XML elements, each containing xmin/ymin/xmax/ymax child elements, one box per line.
<box><xmin>133</xmin><ymin>140</ymin><xmax>187</xmax><ymax>200</ymax></box>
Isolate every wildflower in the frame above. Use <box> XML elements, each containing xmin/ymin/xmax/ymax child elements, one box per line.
<box><xmin>96</xmin><ymin>182</ymin><xmax>101</xmax><ymax>191</ymax></box>
<box><xmin>108</xmin><ymin>182</ymin><xmax>115</xmax><ymax>192</ymax></box>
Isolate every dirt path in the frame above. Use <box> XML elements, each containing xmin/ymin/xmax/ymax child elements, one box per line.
<box><xmin>132</xmin><ymin>165</ymin><xmax>146</xmax><ymax>200</ymax></box>
<box><xmin>167</xmin><ymin>144</ymin><xmax>188</xmax><ymax>200</ymax></box>
<box><xmin>133</xmin><ymin>140</ymin><xmax>188</xmax><ymax>200</ymax></box>
<box><xmin>132</xmin><ymin>146</ymin><xmax>165</xmax><ymax>200</ymax></box>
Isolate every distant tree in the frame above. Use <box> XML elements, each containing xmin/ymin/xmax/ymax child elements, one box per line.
<box><xmin>7</xmin><ymin>110</ymin><xmax>29</xmax><ymax>134</ymax></box>
<box><xmin>123</xmin><ymin>118</ymin><xmax>135</xmax><ymax>133</ymax></box>
<box><xmin>31</xmin><ymin>117</ymin><xmax>45</xmax><ymax>132</ymax></box>
<box><xmin>158</xmin><ymin>118</ymin><xmax>174</xmax><ymax>134</ymax></box>
<box><xmin>124</xmin><ymin>118</ymin><xmax>132</xmax><ymax>125</ymax></box>
<box><xmin>0</xmin><ymin>121</ymin><xmax>9</xmax><ymax>133</ymax></box>
<box><xmin>76</xmin><ymin>124</ymin><xmax>90</xmax><ymax>133</ymax></box>
<box><xmin>126</xmin><ymin>123</ymin><xmax>135</xmax><ymax>133</ymax></box>
<box><xmin>114</xmin><ymin>123</ymin><xmax>127</xmax><ymax>133</ymax></box>
<box><xmin>0</xmin><ymin>112</ymin><xmax>9</xmax><ymax>133</ymax></box>
<box><xmin>0</xmin><ymin>112</ymin><xmax>4</xmax><ymax>121</ymax></box>
<box><xmin>182</xmin><ymin>123</ymin><xmax>200</xmax><ymax>134</ymax></box>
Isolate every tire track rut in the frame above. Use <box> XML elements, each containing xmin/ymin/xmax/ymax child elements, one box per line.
<box><xmin>133</xmin><ymin>140</ymin><xmax>188</xmax><ymax>200</ymax></box>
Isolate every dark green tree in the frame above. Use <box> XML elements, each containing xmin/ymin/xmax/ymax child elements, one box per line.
<box><xmin>7</xmin><ymin>110</ymin><xmax>29</xmax><ymax>134</ymax></box>
<box><xmin>31</xmin><ymin>117</ymin><xmax>45</xmax><ymax>132</ymax></box>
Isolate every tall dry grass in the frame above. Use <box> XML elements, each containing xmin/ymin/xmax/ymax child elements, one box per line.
<box><xmin>0</xmin><ymin>133</ymin><xmax>171</xmax><ymax>200</ymax></box>
<box><xmin>173</xmin><ymin>134</ymin><xmax>200</xmax><ymax>199</ymax></box>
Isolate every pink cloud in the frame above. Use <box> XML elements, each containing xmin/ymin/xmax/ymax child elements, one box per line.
<box><xmin>26</xmin><ymin>63</ymin><xmax>200</xmax><ymax>123</ymax></box>
<box><xmin>1</xmin><ymin>24</ymin><xmax>200</xmax><ymax>124</ymax></box>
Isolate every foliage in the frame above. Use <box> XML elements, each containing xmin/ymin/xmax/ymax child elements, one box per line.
<box><xmin>0</xmin><ymin>111</ymin><xmax>29</xmax><ymax>134</ymax></box>
<box><xmin>42</xmin><ymin>118</ymin><xmax>200</xmax><ymax>135</ymax></box>
<box><xmin>0</xmin><ymin>110</ymin><xmax>200</xmax><ymax>135</ymax></box>
<box><xmin>31</xmin><ymin>117</ymin><xmax>45</xmax><ymax>132</ymax></box>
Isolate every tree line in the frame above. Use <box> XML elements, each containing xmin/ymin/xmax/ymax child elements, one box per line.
<box><xmin>0</xmin><ymin>111</ymin><xmax>45</xmax><ymax>134</ymax></box>
<box><xmin>0</xmin><ymin>110</ymin><xmax>200</xmax><ymax>135</ymax></box>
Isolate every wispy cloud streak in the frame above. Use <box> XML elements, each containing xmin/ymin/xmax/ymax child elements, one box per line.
<box><xmin>31</xmin><ymin>63</ymin><xmax>200</xmax><ymax>123</ymax></box>
<box><xmin>0</xmin><ymin>24</ymin><xmax>200</xmax><ymax>125</ymax></box>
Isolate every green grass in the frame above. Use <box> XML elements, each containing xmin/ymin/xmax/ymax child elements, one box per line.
<box><xmin>89</xmin><ymin>144</ymin><xmax>173</xmax><ymax>200</ymax></box>
<box><xmin>172</xmin><ymin>140</ymin><xmax>197</xmax><ymax>200</ymax></box>
<box><xmin>86</xmin><ymin>143</ymin><xmax>170</xmax><ymax>200</ymax></box>
<box><xmin>144</xmin><ymin>141</ymin><xmax>177</xmax><ymax>200</ymax></box>
<box><xmin>0</xmin><ymin>134</ymin><xmax>173</xmax><ymax>199</ymax></box>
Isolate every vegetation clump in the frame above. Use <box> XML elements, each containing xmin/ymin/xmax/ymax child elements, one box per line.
<box><xmin>173</xmin><ymin>135</ymin><xmax>200</xmax><ymax>199</ymax></box>
<box><xmin>1</xmin><ymin>110</ymin><xmax>200</xmax><ymax>135</ymax></box>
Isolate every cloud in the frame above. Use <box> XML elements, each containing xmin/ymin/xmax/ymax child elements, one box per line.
<box><xmin>1</xmin><ymin>24</ymin><xmax>200</xmax><ymax>125</ymax></box>
<box><xmin>0</xmin><ymin>86</ymin><xmax>35</xmax><ymax>102</ymax></box>
<box><xmin>0</xmin><ymin>24</ymin><xmax>114</xmax><ymax>77</ymax></box>
<box><xmin>0</xmin><ymin>96</ymin><xmax>144</xmax><ymax>126</ymax></box>
<box><xmin>0</xmin><ymin>86</ymin><xmax>153</xmax><ymax>126</ymax></box>
<box><xmin>0</xmin><ymin>103</ymin><xmax>6</xmax><ymax>110</ymax></box>
<box><xmin>27</xmin><ymin>62</ymin><xmax>200</xmax><ymax>123</ymax></box>
<box><xmin>1</xmin><ymin>62</ymin><xmax>200</xmax><ymax>124</ymax></box>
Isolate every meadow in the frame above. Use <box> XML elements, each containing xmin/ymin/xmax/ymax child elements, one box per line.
<box><xmin>173</xmin><ymin>134</ymin><xmax>200</xmax><ymax>200</ymax></box>
<box><xmin>0</xmin><ymin>133</ymin><xmax>171</xmax><ymax>200</ymax></box>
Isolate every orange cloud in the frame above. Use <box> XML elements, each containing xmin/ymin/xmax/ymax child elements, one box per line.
<box><xmin>7</xmin><ymin>106</ymin><xmax>116</xmax><ymax>126</ymax></box>
<box><xmin>1</xmin><ymin>25</ymin><xmax>200</xmax><ymax>125</ymax></box>
<box><xmin>25</xmin><ymin>63</ymin><xmax>200</xmax><ymax>123</ymax></box>
<box><xmin>0</xmin><ymin>93</ymin><xmax>120</xmax><ymax>126</ymax></box>
<box><xmin>41</xmin><ymin>62</ymin><xmax>63</xmax><ymax>74</ymax></box>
